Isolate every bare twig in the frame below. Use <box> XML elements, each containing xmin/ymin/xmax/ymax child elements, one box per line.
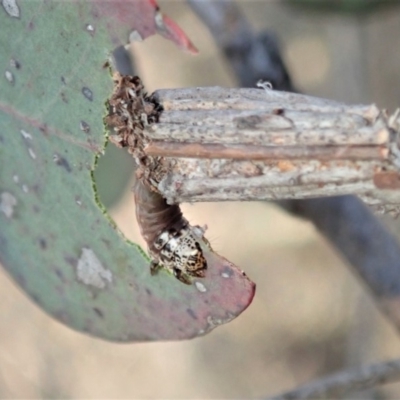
<box><xmin>268</xmin><ymin>358</ymin><xmax>400</xmax><ymax>400</ymax></box>
<box><xmin>146</xmin><ymin>87</ymin><xmax>400</xmax><ymax>209</ymax></box>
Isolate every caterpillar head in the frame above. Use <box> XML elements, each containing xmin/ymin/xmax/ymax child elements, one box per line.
<box><xmin>151</xmin><ymin>226</ymin><xmax>209</xmax><ymax>284</ymax></box>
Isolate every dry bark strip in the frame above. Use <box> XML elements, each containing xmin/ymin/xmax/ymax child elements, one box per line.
<box><xmin>139</xmin><ymin>87</ymin><xmax>400</xmax><ymax>212</ymax></box>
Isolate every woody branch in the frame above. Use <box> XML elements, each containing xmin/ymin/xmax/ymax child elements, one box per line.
<box><xmin>142</xmin><ymin>87</ymin><xmax>400</xmax><ymax>211</ymax></box>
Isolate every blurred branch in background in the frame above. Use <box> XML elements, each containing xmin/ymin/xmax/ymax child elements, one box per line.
<box><xmin>268</xmin><ymin>358</ymin><xmax>400</xmax><ymax>400</ymax></box>
<box><xmin>188</xmin><ymin>0</ymin><xmax>294</xmax><ymax>91</ymax></box>
<box><xmin>186</xmin><ymin>0</ymin><xmax>400</xmax><ymax>396</ymax></box>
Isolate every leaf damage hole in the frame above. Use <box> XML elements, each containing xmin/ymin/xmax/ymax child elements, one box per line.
<box><xmin>92</xmin><ymin>141</ymin><xmax>133</xmax><ymax>210</ymax></box>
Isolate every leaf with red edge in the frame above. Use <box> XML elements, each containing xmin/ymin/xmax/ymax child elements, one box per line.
<box><xmin>155</xmin><ymin>11</ymin><xmax>199</xmax><ymax>54</ymax></box>
<box><xmin>91</xmin><ymin>0</ymin><xmax>198</xmax><ymax>53</ymax></box>
<box><xmin>0</xmin><ymin>0</ymin><xmax>252</xmax><ymax>343</ymax></box>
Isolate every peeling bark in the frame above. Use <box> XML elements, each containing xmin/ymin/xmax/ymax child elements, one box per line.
<box><xmin>139</xmin><ymin>86</ymin><xmax>400</xmax><ymax>211</ymax></box>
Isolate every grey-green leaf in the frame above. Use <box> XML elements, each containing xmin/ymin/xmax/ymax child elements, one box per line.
<box><xmin>0</xmin><ymin>0</ymin><xmax>255</xmax><ymax>342</ymax></box>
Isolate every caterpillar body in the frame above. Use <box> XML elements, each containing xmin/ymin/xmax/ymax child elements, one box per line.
<box><xmin>134</xmin><ymin>178</ymin><xmax>208</xmax><ymax>285</ymax></box>
<box><xmin>105</xmin><ymin>73</ymin><xmax>208</xmax><ymax>284</ymax></box>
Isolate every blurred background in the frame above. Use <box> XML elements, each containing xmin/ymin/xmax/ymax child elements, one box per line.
<box><xmin>2</xmin><ymin>0</ymin><xmax>400</xmax><ymax>398</ymax></box>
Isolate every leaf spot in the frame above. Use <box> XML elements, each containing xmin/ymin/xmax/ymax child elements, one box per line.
<box><xmin>221</xmin><ymin>267</ymin><xmax>233</xmax><ymax>278</ymax></box>
<box><xmin>9</xmin><ymin>58</ymin><xmax>20</xmax><ymax>69</ymax></box>
<box><xmin>60</xmin><ymin>92</ymin><xmax>68</xmax><ymax>103</ymax></box>
<box><xmin>76</xmin><ymin>247</ymin><xmax>112</xmax><ymax>289</ymax></box>
<box><xmin>82</xmin><ymin>87</ymin><xmax>93</xmax><ymax>102</ymax></box>
<box><xmin>93</xmin><ymin>307</ymin><xmax>104</xmax><ymax>318</ymax></box>
<box><xmin>79</xmin><ymin>120</ymin><xmax>90</xmax><ymax>134</ymax></box>
<box><xmin>2</xmin><ymin>0</ymin><xmax>19</xmax><ymax>18</ymax></box>
<box><xmin>53</xmin><ymin>153</ymin><xmax>71</xmax><ymax>172</ymax></box>
<box><xmin>194</xmin><ymin>281</ymin><xmax>207</xmax><ymax>293</ymax></box>
<box><xmin>20</xmin><ymin>129</ymin><xmax>32</xmax><ymax>140</ymax></box>
<box><xmin>0</xmin><ymin>192</ymin><xmax>17</xmax><ymax>218</ymax></box>
<box><xmin>22</xmin><ymin>184</ymin><xmax>29</xmax><ymax>193</ymax></box>
<box><xmin>5</xmin><ymin>70</ymin><xmax>14</xmax><ymax>84</ymax></box>
<box><xmin>129</xmin><ymin>30</ymin><xmax>143</xmax><ymax>43</ymax></box>
<box><xmin>86</xmin><ymin>24</ymin><xmax>95</xmax><ymax>33</ymax></box>
<box><xmin>28</xmin><ymin>148</ymin><xmax>36</xmax><ymax>159</ymax></box>
<box><xmin>186</xmin><ymin>308</ymin><xmax>197</xmax><ymax>320</ymax></box>
<box><xmin>206</xmin><ymin>313</ymin><xmax>235</xmax><ymax>331</ymax></box>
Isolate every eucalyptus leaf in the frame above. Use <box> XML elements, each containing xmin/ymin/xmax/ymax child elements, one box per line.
<box><xmin>0</xmin><ymin>0</ymin><xmax>255</xmax><ymax>342</ymax></box>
